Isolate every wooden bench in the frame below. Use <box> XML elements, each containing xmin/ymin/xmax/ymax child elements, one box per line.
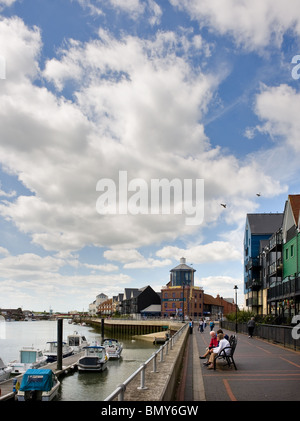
<box><xmin>214</xmin><ymin>334</ymin><xmax>237</xmax><ymax>370</ymax></box>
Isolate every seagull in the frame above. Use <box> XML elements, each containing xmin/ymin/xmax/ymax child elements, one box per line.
<box><xmin>220</xmin><ymin>204</ymin><xmax>226</xmax><ymax>208</ymax></box>
<box><xmin>256</xmin><ymin>193</ymin><xmax>261</xmax><ymax>197</ymax></box>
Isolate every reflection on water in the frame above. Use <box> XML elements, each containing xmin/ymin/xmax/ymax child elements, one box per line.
<box><xmin>0</xmin><ymin>319</ymin><xmax>157</xmax><ymax>401</ymax></box>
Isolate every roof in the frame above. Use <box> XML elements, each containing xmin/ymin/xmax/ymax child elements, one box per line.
<box><xmin>288</xmin><ymin>194</ymin><xmax>300</xmax><ymax>225</ymax></box>
<box><xmin>170</xmin><ymin>263</ymin><xmax>195</xmax><ymax>272</ymax></box>
<box><xmin>204</xmin><ymin>293</ymin><xmax>223</xmax><ymax>306</ymax></box>
<box><xmin>141</xmin><ymin>304</ymin><xmax>161</xmax><ymax>313</ymax></box>
<box><xmin>246</xmin><ymin>213</ymin><xmax>283</xmax><ymax>235</ymax></box>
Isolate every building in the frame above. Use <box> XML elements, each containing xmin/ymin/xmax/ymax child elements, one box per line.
<box><xmin>244</xmin><ymin>213</ymin><xmax>283</xmax><ymax>314</ymax></box>
<box><xmin>119</xmin><ymin>286</ymin><xmax>161</xmax><ymax>319</ymax></box>
<box><xmin>203</xmin><ymin>294</ymin><xmax>224</xmax><ymax>319</ymax></box>
<box><xmin>89</xmin><ymin>293</ymin><xmax>108</xmax><ymax>316</ymax></box>
<box><xmin>161</xmin><ymin>257</ymin><xmax>204</xmax><ymax>319</ymax></box>
<box><xmin>266</xmin><ymin>194</ymin><xmax>300</xmax><ymax>319</ymax></box>
<box><xmin>97</xmin><ymin>298</ymin><xmax>113</xmax><ymax>316</ymax></box>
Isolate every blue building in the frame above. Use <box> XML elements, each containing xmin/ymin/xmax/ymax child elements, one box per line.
<box><xmin>244</xmin><ymin>213</ymin><xmax>283</xmax><ymax>314</ymax></box>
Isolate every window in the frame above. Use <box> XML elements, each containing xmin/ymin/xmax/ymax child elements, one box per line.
<box><xmin>286</xmin><ymin>248</ymin><xmax>289</xmax><ymax>260</ymax></box>
<box><xmin>291</xmin><ymin>245</ymin><xmax>294</xmax><ymax>257</ymax></box>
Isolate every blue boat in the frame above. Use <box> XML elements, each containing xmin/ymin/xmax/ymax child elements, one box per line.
<box><xmin>17</xmin><ymin>369</ymin><xmax>60</xmax><ymax>401</ymax></box>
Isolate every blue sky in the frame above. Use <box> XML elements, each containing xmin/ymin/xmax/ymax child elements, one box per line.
<box><xmin>0</xmin><ymin>0</ymin><xmax>300</xmax><ymax>312</ymax></box>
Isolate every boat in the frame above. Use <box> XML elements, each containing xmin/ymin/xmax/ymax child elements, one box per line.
<box><xmin>77</xmin><ymin>344</ymin><xmax>108</xmax><ymax>372</ymax></box>
<box><xmin>43</xmin><ymin>341</ymin><xmax>73</xmax><ymax>362</ymax></box>
<box><xmin>17</xmin><ymin>368</ymin><xmax>60</xmax><ymax>401</ymax></box>
<box><xmin>102</xmin><ymin>338</ymin><xmax>123</xmax><ymax>359</ymax></box>
<box><xmin>67</xmin><ymin>331</ymin><xmax>89</xmax><ymax>353</ymax></box>
<box><xmin>0</xmin><ymin>357</ymin><xmax>12</xmax><ymax>382</ymax></box>
<box><xmin>8</xmin><ymin>346</ymin><xmax>47</xmax><ymax>374</ymax></box>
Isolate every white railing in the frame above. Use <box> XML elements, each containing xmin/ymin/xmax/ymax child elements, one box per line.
<box><xmin>104</xmin><ymin>323</ymin><xmax>188</xmax><ymax>401</ymax></box>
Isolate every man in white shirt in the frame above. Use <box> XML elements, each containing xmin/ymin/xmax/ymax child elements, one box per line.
<box><xmin>206</xmin><ymin>333</ymin><xmax>230</xmax><ymax>369</ymax></box>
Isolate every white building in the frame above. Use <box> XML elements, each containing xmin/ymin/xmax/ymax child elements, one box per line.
<box><xmin>89</xmin><ymin>293</ymin><xmax>108</xmax><ymax>316</ymax></box>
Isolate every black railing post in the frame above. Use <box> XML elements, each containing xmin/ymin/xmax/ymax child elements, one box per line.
<box><xmin>57</xmin><ymin>318</ymin><xmax>63</xmax><ymax>371</ymax></box>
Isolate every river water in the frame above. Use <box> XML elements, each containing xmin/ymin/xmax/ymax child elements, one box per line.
<box><xmin>0</xmin><ymin>319</ymin><xmax>157</xmax><ymax>401</ymax></box>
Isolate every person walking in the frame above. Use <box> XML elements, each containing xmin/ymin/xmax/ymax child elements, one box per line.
<box><xmin>198</xmin><ymin>318</ymin><xmax>204</xmax><ymax>333</ymax></box>
<box><xmin>247</xmin><ymin>317</ymin><xmax>255</xmax><ymax>338</ymax></box>
<box><xmin>209</xmin><ymin>320</ymin><xmax>215</xmax><ymax>331</ymax></box>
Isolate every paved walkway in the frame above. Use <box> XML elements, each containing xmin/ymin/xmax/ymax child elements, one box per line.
<box><xmin>176</xmin><ymin>324</ymin><xmax>300</xmax><ymax>401</ymax></box>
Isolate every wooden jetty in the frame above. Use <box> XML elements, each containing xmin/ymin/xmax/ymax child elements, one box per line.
<box><xmin>0</xmin><ymin>351</ymin><xmax>84</xmax><ymax>401</ymax></box>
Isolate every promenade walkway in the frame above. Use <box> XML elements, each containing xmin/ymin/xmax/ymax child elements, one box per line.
<box><xmin>176</xmin><ymin>323</ymin><xmax>300</xmax><ymax>401</ymax></box>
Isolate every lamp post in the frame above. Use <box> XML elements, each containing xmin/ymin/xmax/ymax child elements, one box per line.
<box><xmin>234</xmin><ymin>285</ymin><xmax>238</xmax><ymax>333</ymax></box>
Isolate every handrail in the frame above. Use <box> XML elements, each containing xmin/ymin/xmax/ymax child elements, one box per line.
<box><xmin>104</xmin><ymin>322</ymin><xmax>188</xmax><ymax>401</ymax></box>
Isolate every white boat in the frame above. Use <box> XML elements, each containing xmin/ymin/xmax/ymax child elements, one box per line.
<box><xmin>43</xmin><ymin>341</ymin><xmax>73</xmax><ymax>362</ymax></box>
<box><xmin>67</xmin><ymin>331</ymin><xmax>89</xmax><ymax>353</ymax></box>
<box><xmin>77</xmin><ymin>344</ymin><xmax>108</xmax><ymax>372</ymax></box>
<box><xmin>0</xmin><ymin>357</ymin><xmax>12</xmax><ymax>382</ymax></box>
<box><xmin>8</xmin><ymin>347</ymin><xmax>47</xmax><ymax>374</ymax></box>
<box><xmin>17</xmin><ymin>368</ymin><xmax>60</xmax><ymax>401</ymax></box>
<box><xmin>102</xmin><ymin>338</ymin><xmax>123</xmax><ymax>359</ymax></box>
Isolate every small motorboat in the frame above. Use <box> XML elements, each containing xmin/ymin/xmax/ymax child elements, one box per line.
<box><xmin>0</xmin><ymin>357</ymin><xmax>12</xmax><ymax>382</ymax></box>
<box><xmin>67</xmin><ymin>331</ymin><xmax>89</xmax><ymax>353</ymax></box>
<box><xmin>102</xmin><ymin>338</ymin><xmax>123</xmax><ymax>359</ymax></box>
<box><xmin>43</xmin><ymin>341</ymin><xmax>74</xmax><ymax>362</ymax></box>
<box><xmin>9</xmin><ymin>347</ymin><xmax>47</xmax><ymax>374</ymax></box>
<box><xmin>77</xmin><ymin>343</ymin><xmax>108</xmax><ymax>372</ymax></box>
<box><xmin>17</xmin><ymin>368</ymin><xmax>60</xmax><ymax>401</ymax></box>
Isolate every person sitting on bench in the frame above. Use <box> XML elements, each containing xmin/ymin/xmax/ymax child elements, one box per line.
<box><xmin>206</xmin><ymin>333</ymin><xmax>230</xmax><ymax>370</ymax></box>
<box><xmin>199</xmin><ymin>331</ymin><xmax>218</xmax><ymax>364</ymax></box>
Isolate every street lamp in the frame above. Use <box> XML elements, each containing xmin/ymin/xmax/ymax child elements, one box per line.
<box><xmin>234</xmin><ymin>285</ymin><xmax>238</xmax><ymax>333</ymax></box>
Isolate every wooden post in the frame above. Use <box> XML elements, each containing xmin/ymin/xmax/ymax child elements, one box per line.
<box><xmin>101</xmin><ymin>318</ymin><xmax>105</xmax><ymax>344</ymax></box>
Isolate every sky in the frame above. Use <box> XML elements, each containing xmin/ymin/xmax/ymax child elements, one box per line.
<box><xmin>0</xmin><ymin>0</ymin><xmax>300</xmax><ymax>312</ymax></box>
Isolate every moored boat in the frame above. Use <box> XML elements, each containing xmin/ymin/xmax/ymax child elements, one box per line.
<box><xmin>102</xmin><ymin>338</ymin><xmax>123</xmax><ymax>359</ymax></box>
<box><xmin>67</xmin><ymin>331</ymin><xmax>89</xmax><ymax>353</ymax></box>
<box><xmin>8</xmin><ymin>346</ymin><xmax>47</xmax><ymax>374</ymax></box>
<box><xmin>77</xmin><ymin>344</ymin><xmax>108</xmax><ymax>372</ymax></box>
<box><xmin>17</xmin><ymin>368</ymin><xmax>60</xmax><ymax>401</ymax></box>
<box><xmin>0</xmin><ymin>357</ymin><xmax>12</xmax><ymax>382</ymax></box>
<box><xmin>43</xmin><ymin>341</ymin><xmax>74</xmax><ymax>362</ymax></box>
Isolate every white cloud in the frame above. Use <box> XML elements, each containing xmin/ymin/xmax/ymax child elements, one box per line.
<box><xmin>254</xmin><ymin>84</ymin><xmax>300</xmax><ymax>152</ymax></box>
<box><xmin>156</xmin><ymin>241</ymin><xmax>242</xmax><ymax>264</ymax></box>
<box><xmin>0</xmin><ymin>18</ymin><xmax>286</xmax><ymax>259</ymax></box>
<box><xmin>170</xmin><ymin>0</ymin><xmax>300</xmax><ymax>51</ymax></box>
<box><xmin>104</xmin><ymin>248</ymin><xmax>171</xmax><ymax>268</ymax></box>
<box><xmin>199</xmin><ymin>275</ymin><xmax>243</xmax><ymax>303</ymax></box>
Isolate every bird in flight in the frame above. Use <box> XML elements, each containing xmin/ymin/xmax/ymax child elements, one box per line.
<box><xmin>220</xmin><ymin>204</ymin><xmax>226</xmax><ymax>208</ymax></box>
<box><xmin>256</xmin><ymin>193</ymin><xmax>261</xmax><ymax>197</ymax></box>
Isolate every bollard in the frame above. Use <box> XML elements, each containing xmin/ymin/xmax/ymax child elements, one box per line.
<box><xmin>138</xmin><ymin>363</ymin><xmax>148</xmax><ymax>390</ymax></box>
<box><xmin>152</xmin><ymin>353</ymin><xmax>157</xmax><ymax>373</ymax></box>
<box><xmin>160</xmin><ymin>345</ymin><xmax>164</xmax><ymax>362</ymax></box>
<box><xmin>117</xmin><ymin>383</ymin><xmax>126</xmax><ymax>401</ymax></box>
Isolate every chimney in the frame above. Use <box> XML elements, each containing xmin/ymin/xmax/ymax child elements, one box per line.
<box><xmin>180</xmin><ymin>257</ymin><xmax>186</xmax><ymax>264</ymax></box>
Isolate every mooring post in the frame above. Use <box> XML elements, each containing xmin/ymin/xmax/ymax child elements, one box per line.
<box><xmin>57</xmin><ymin>318</ymin><xmax>63</xmax><ymax>371</ymax></box>
<box><xmin>101</xmin><ymin>318</ymin><xmax>105</xmax><ymax>344</ymax></box>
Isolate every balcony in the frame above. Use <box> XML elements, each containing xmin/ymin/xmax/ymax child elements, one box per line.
<box><xmin>246</xmin><ymin>257</ymin><xmax>260</xmax><ymax>272</ymax></box>
<box><xmin>268</xmin><ymin>257</ymin><xmax>283</xmax><ymax>276</ymax></box>
<box><xmin>269</xmin><ymin>231</ymin><xmax>282</xmax><ymax>251</ymax></box>
<box><xmin>267</xmin><ymin>277</ymin><xmax>300</xmax><ymax>301</ymax></box>
<box><xmin>246</xmin><ymin>278</ymin><xmax>262</xmax><ymax>291</ymax></box>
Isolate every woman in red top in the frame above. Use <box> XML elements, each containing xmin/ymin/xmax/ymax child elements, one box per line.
<box><xmin>199</xmin><ymin>331</ymin><xmax>218</xmax><ymax>360</ymax></box>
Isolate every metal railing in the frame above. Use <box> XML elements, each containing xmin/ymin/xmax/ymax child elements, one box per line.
<box><xmin>104</xmin><ymin>322</ymin><xmax>188</xmax><ymax>401</ymax></box>
<box><xmin>221</xmin><ymin>320</ymin><xmax>299</xmax><ymax>351</ymax></box>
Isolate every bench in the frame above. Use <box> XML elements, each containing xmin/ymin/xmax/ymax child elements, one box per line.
<box><xmin>214</xmin><ymin>335</ymin><xmax>237</xmax><ymax>370</ymax></box>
